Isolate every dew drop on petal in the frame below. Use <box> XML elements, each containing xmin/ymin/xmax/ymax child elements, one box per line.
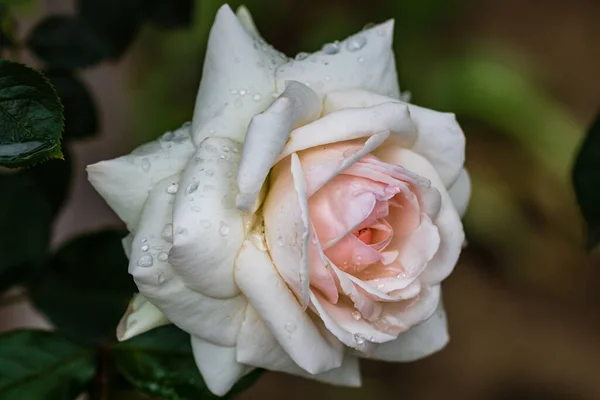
<box><xmin>219</xmin><ymin>221</ymin><xmax>230</xmax><ymax>236</ymax></box>
<box><xmin>253</xmin><ymin>94</ymin><xmax>262</xmax><ymax>102</ymax></box>
<box><xmin>351</xmin><ymin>310</ymin><xmax>362</xmax><ymax>321</ymax></box>
<box><xmin>322</xmin><ymin>41</ymin><xmax>340</xmax><ymax>55</ymax></box>
<box><xmin>137</xmin><ymin>254</ymin><xmax>153</xmax><ymax>268</ymax></box>
<box><xmin>346</xmin><ymin>35</ymin><xmax>367</xmax><ymax>52</ymax></box>
<box><xmin>186</xmin><ymin>180</ymin><xmax>199</xmax><ymax>195</ymax></box>
<box><xmin>141</xmin><ymin>158</ymin><xmax>151</xmax><ymax>171</ymax></box>
<box><xmin>295</xmin><ymin>52</ymin><xmax>309</xmax><ymax>60</ymax></box>
<box><xmin>277</xmin><ymin>236</ymin><xmax>285</xmax><ymax>246</ymax></box>
<box><xmin>157</xmin><ymin>252</ymin><xmax>168</xmax><ymax>262</ymax></box>
<box><xmin>357</xmin><ymin>56</ymin><xmax>365</xmax><ymax>63</ymax></box>
<box><xmin>141</xmin><ymin>244</ymin><xmax>149</xmax><ymax>252</ymax></box>
<box><xmin>166</xmin><ymin>183</ymin><xmax>179</xmax><ymax>195</ymax></box>
<box><xmin>141</xmin><ymin>238</ymin><xmax>147</xmax><ymax>243</ymax></box>
<box><xmin>157</xmin><ymin>272</ymin><xmax>165</xmax><ymax>284</ymax></box>
<box><xmin>353</xmin><ymin>333</ymin><xmax>366</xmax><ymax>345</ymax></box>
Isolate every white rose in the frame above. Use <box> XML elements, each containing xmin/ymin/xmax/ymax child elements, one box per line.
<box><xmin>88</xmin><ymin>4</ymin><xmax>469</xmax><ymax>396</ymax></box>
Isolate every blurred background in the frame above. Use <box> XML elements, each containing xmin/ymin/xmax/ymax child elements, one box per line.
<box><xmin>2</xmin><ymin>0</ymin><xmax>600</xmax><ymax>399</ymax></box>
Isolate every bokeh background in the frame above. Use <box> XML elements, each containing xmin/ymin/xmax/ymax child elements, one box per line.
<box><xmin>2</xmin><ymin>0</ymin><xmax>600</xmax><ymax>399</ymax></box>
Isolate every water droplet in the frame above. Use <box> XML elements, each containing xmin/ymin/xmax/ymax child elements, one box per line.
<box><xmin>355</xmin><ymin>255</ymin><xmax>363</xmax><ymax>264</ymax></box>
<box><xmin>252</xmin><ymin>94</ymin><xmax>262</xmax><ymax>102</ymax></box>
<box><xmin>322</xmin><ymin>41</ymin><xmax>340</xmax><ymax>55</ymax></box>
<box><xmin>353</xmin><ymin>333</ymin><xmax>366</xmax><ymax>345</ymax></box>
<box><xmin>352</xmin><ymin>311</ymin><xmax>362</xmax><ymax>320</ymax></box>
<box><xmin>219</xmin><ymin>154</ymin><xmax>225</xmax><ymax>159</ymax></box>
<box><xmin>162</xmin><ymin>131</ymin><xmax>174</xmax><ymax>141</ymax></box>
<box><xmin>157</xmin><ymin>252</ymin><xmax>168</xmax><ymax>262</ymax></box>
<box><xmin>377</xmin><ymin>283</ymin><xmax>385</xmax><ymax>290</ymax></box>
<box><xmin>137</xmin><ymin>254</ymin><xmax>153</xmax><ymax>268</ymax></box>
<box><xmin>180</xmin><ymin>121</ymin><xmax>191</xmax><ymax>129</ymax></box>
<box><xmin>141</xmin><ymin>158</ymin><xmax>151</xmax><ymax>171</ymax></box>
<box><xmin>230</xmin><ymin>89</ymin><xmax>238</xmax><ymax>95</ymax></box>
<box><xmin>222</xmin><ymin>146</ymin><xmax>230</xmax><ymax>153</ymax></box>
<box><xmin>206</xmin><ymin>169</ymin><xmax>214</xmax><ymax>176</ymax></box>
<box><xmin>363</xmin><ymin>22</ymin><xmax>376</xmax><ymax>30</ymax></box>
<box><xmin>195</xmin><ymin>157</ymin><xmax>205</xmax><ymax>165</ymax></box>
<box><xmin>295</xmin><ymin>52</ymin><xmax>309</xmax><ymax>60</ymax></box>
<box><xmin>186</xmin><ymin>180</ymin><xmax>199</xmax><ymax>195</ymax></box>
<box><xmin>277</xmin><ymin>236</ymin><xmax>285</xmax><ymax>246</ymax></box>
<box><xmin>346</xmin><ymin>35</ymin><xmax>367</xmax><ymax>52</ymax></box>
<box><xmin>157</xmin><ymin>272</ymin><xmax>165</xmax><ymax>284</ymax></box>
<box><xmin>285</xmin><ymin>321</ymin><xmax>297</xmax><ymax>333</ymax></box>
<box><xmin>141</xmin><ymin>238</ymin><xmax>147</xmax><ymax>243</ymax></box>
<box><xmin>239</xmin><ymin>89</ymin><xmax>247</xmax><ymax>96</ymax></box>
<box><xmin>191</xmin><ymin>204</ymin><xmax>201</xmax><ymax>212</ymax></box>
<box><xmin>200</xmin><ymin>220</ymin><xmax>211</xmax><ymax>229</ymax></box>
<box><xmin>141</xmin><ymin>244</ymin><xmax>149</xmax><ymax>252</ymax></box>
<box><xmin>219</xmin><ymin>221</ymin><xmax>230</xmax><ymax>236</ymax></box>
<box><xmin>166</xmin><ymin>182</ymin><xmax>179</xmax><ymax>195</ymax></box>
<box><xmin>357</xmin><ymin>56</ymin><xmax>365</xmax><ymax>63</ymax></box>
<box><xmin>232</xmin><ymin>147</ymin><xmax>239</xmax><ymax>154</ymax></box>
<box><xmin>176</xmin><ymin>227</ymin><xmax>188</xmax><ymax>236</ymax></box>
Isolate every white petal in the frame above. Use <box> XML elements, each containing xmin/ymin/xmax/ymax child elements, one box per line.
<box><xmin>87</xmin><ymin>124</ymin><xmax>195</xmax><ymax>230</ymax></box>
<box><xmin>236</xmin><ymin>81</ymin><xmax>320</xmax><ymax>213</ymax></box>
<box><xmin>234</xmin><ymin>240</ymin><xmax>344</xmax><ymax>374</ymax></box>
<box><xmin>129</xmin><ymin>174</ymin><xmax>246</xmax><ymax>347</ymax></box>
<box><xmin>368</xmin><ymin>299</ymin><xmax>448</xmax><ymax>361</ymax></box>
<box><xmin>448</xmin><ymin>168</ymin><xmax>471</xmax><ymax>217</ymax></box>
<box><xmin>290</xmin><ymin>153</ymin><xmax>310</xmax><ymax>307</ymax></box>
<box><xmin>324</xmin><ymin>89</ymin><xmax>466</xmax><ymax>186</ymax></box>
<box><xmin>121</xmin><ymin>233</ymin><xmax>134</xmax><ymax>260</ymax></box>
<box><xmin>235</xmin><ymin>6</ymin><xmax>260</xmax><ymax>38</ymax></box>
<box><xmin>237</xmin><ymin>305</ymin><xmax>361</xmax><ymax>387</ymax></box>
<box><xmin>169</xmin><ymin>137</ymin><xmax>243</xmax><ymax>299</ymax></box>
<box><xmin>375</xmin><ymin>148</ymin><xmax>464</xmax><ymax>285</ymax></box>
<box><xmin>191</xmin><ymin>5</ymin><xmax>287</xmax><ymax>145</ymax></box>
<box><xmin>191</xmin><ymin>336</ymin><xmax>253</xmax><ymax>396</ymax></box>
<box><xmin>277</xmin><ymin>102</ymin><xmax>416</xmax><ymax>162</ymax></box>
<box><xmin>116</xmin><ymin>294</ymin><xmax>170</xmax><ymax>341</ymax></box>
<box><xmin>276</xmin><ymin>20</ymin><xmax>399</xmax><ymax>99</ymax></box>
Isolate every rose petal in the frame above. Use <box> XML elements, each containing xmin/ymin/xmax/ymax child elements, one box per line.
<box><xmin>129</xmin><ymin>174</ymin><xmax>246</xmax><ymax>347</ymax></box>
<box><xmin>234</xmin><ymin>240</ymin><xmax>344</xmax><ymax>374</ymax></box>
<box><xmin>308</xmin><ymin>223</ymin><xmax>339</xmax><ymax>304</ymax></box>
<box><xmin>448</xmin><ymin>168</ymin><xmax>471</xmax><ymax>217</ymax></box>
<box><xmin>169</xmin><ymin>137</ymin><xmax>242</xmax><ymax>299</ymax></box>
<box><xmin>121</xmin><ymin>233</ymin><xmax>134</xmax><ymax>260</ymax></box>
<box><xmin>278</xmin><ymin>102</ymin><xmax>416</xmax><ymax>162</ymax></box>
<box><xmin>191</xmin><ymin>4</ymin><xmax>287</xmax><ymax>145</ymax></box>
<box><xmin>276</xmin><ymin>20</ymin><xmax>400</xmax><ymax>100</ymax></box>
<box><xmin>237</xmin><ymin>81</ymin><xmax>320</xmax><ymax>213</ymax></box>
<box><xmin>236</xmin><ymin>305</ymin><xmax>361</xmax><ymax>386</ymax></box>
<box><xmin>87</xmin><ymin>124</ymin><xmax>195</xmax><ymax>231</ymax></box>
<box><xmin>368</xmin><ymin>297</ymin><xmax>448</xmax><ymax>361</ymax></box>
<box><xmin>235</xmin><ymin>5</ymin><xmax>260</xmax><ymax>38</ymax></box>
<box><xmin>191</xmin><ymin>336</ymin><xmax>254</xmax><ymax>396</ymax></box>
<box><xmin>324</xmin><ymin>89</ymin><xmax>466</xmax><ymax>186</ymax></box>
<box><xmin>376</xmin><ymin>148</ymin><xmax>464</xmax><ymax>285</ymax></box>
<box><xmin>116</xmin><ymin>294</ymin><xmax>170</xmax><ymax>341</ymax></box>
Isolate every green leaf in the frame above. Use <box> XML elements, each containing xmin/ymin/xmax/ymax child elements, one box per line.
<box><xmin>30</xmin><ymin>230</ymin><xmax>135</xmax><ymax>344</ymax></box>
<box><xmin>45</xmin><ymin>69</ymin><xmax>98</xmax><ymax>139</ymax></box>
<box><xmin>112</xmin><ymin>326</ymin><xmax>263</xmax><ymax>399</ymax></box>
<box><xmin>0</xmin><ymin>59</ymin><xmax>64</xmax><ymax>167</ymax></box>
<box><xmin>142</xmin><ymin>0</ymin><xmax>194</xmax><ymax>29</ymax></box>
<box><xmin>573</xmin><ymin>111</ymin><xmax>600</xmax><ymax>249</ymax></box>
<box><xmin>0</xmin><ymin>329</ymin><xmax>96</xmax><ymax>400</ymax></box>
<box><xmin>27</xmin><ymin>16</ymin><xmax>106</xmax><ymax>68</ymax></box>
<box><xmin>0</xmin><ymin>170</ymin><xmax>52</xmax><ymax>291</ymax></box>
<box><xmin>77</xmin><ymin>0</ymin><xmax>143</xmax><ymax>59</ymax></box>
<box><xmin>0</xmin><ymin>5</ymin><xmax>15</xmax><ymax>51</ymax></box>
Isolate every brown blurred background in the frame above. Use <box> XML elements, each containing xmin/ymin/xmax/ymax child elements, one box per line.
<box><xmin>2</xmin><ymin>0</ymin><xmax>600</xmax><ymax>399</ymax></box>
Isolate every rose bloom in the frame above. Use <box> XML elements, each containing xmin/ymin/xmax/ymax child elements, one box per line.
<box><xmin>87</xmin><ymin>4</ymin><xmax>469</xmax><ymax>396</ymax></box>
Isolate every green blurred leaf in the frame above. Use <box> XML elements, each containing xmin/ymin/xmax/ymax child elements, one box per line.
<box><xmin>29</xmin><ymin>144</ymin><xmax>72</xmax><ymax>216</ymax></box>
<box><xmin>0</xmin><ymin>329</ymin><xmax>96</xmax><ymax>399</ymax></box>
<box><xmin>77</xmin><ymin>0</ymin><xmax>143</xmax><ymax>59</ymax></box>
<box><xmin>30</xmin><ymin>230</ymin><xmax>135</xmax><ymax>344</ymax></box>
<box><xmin>45</xmin><ymin>69</ymin><xmax>98</xmax><ymax>139</ymax></box>
<box><xmin>112</xmin><ymin>325</ymin><xmax>263</xmax><ymax>399</ymax></box>
<box><xmin>0</xmin><ymin>170</ymin><xmax>52</xmax><ymax>291</ymax></box>
<box><xmin>573</xmin><ymin>112</ymin><xmax>600</xmax><ymax>249</ymax></box>
<box><xmin>27</xmin><ymin>16</ymin><xmax>106</xmax><ymax>68</ymax></box>
<box><xmin>0</xmin><ymin>5</ymin><xmax>15</xmax><ymax>51</ymax></box>
<box><xmin>142</xmin><ymin>0</ymin><xmax>194</xmax><ymax>29</ymax></box>
<box><xmin>0</xmin><ymin>59</ymin><xmax>64</xmax><ymax>167</ymax></box>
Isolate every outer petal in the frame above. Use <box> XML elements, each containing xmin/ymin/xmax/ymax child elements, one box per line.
<box><xmin>276</xmin><ymin>20</ymin><xmax>399</xmax><ymax>99</ymax></box>
<box><xmin>168</xmin><ymin>137</ymin><xmax>242</xmax><ymax>299</ymax></box>
<box><xmin>129</xmin><ymin>174</ymin><xmax>246</xmax><ymax>346</ymax></box>
<box><xmin>277</xmin><ymin>102</ymin><xmax>416</xmax><ymax>162</ymax></box>
<box><xmin>191</xmin><ymin>5</ymin><xmax>287</xmax><ymax>145</ymax></box>
<box><xmin>324</xmin><ymin>89</ymin><xmax>466</xmax><ymax>186</ymax></box>
<box><xmin>87</xmin><ymin>124</ymin><xmax>195</xmax><ymax>230</ymax></box>
<box><xmin>235</xmin><ymin>6</ymin><xmax>260</xmax><ymax>38</ymax></box>
<box><xmin>191</xmin><ymin>336</ymin><xmax>253</xmax><ymax>396</ymax></box>
<box><xmin>368</xmin><ymin>299</ymin><xmax>449</xmax><ymax>361</ymax></box>
<box><xmin>447</xmin><ymin>168</ymin><xmax>471</xmax><ymax>218</ymax></box>
<box><xmin>237</xmin><ymin>305</ymin><xmax>361</xmax><ymax>387</ymax></box>
<box><xmin>375</xmin><ymin>148</ymin><xmax>464</xmax><ymax>285</ymax></box>
<box><xmin>237</xmin><ymin>81</ymin><xmax>321</xmax><ymax>213</ymax></box>
<box><xmin>116</xmin><ymin>294</ymin><xmax>170</xmax><ymax>341</ymax></box>
<box><xmin>234</xmin><ymin>240</ymin><xmax>344</xmax><ymax>374</ymax></box>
